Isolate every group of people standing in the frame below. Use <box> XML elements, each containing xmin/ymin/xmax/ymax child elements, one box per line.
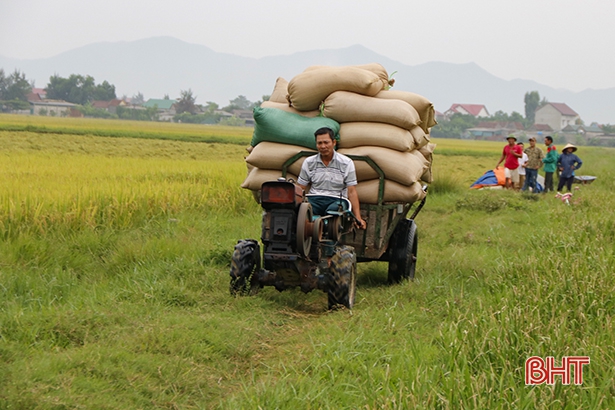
<box><xmin>496</xmin><ymin>135</ymin><xmax>583</xmax><ymax>193</ymax></box>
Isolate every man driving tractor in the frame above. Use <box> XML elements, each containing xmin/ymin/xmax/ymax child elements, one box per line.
<box><xmin>296</xmin><ymin>127</ymin><xmax>367</xmax><ymax>230</ymax></box>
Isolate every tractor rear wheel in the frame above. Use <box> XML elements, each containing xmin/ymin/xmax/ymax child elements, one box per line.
<box><xmin>229</xmin><ymin>239</ymin><xmax>261</xmax><ymax>296</ymax></box>
<box><xmin>328</xmin><ymin>245</ymin><xmax>357</xmax><ymax>310</ymax></box>
<box><xmin>387</xmin><ymin>219</ymin><xmax>418</xmax><ymax>284</ymax></box>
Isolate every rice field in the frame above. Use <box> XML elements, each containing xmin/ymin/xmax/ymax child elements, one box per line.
<box><xmin>1</xmin><ymin>115</ymin><xmax>614</xmax><ymax>409</ymax></box>
<box><xmin>0</xmin><ymin>113</ymin><xmax>253</xmax><ymax>144</ymax></box>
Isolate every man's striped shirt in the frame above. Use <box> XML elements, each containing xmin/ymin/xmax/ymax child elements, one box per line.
<box><xmin>297</xmin><ymin>151</ymin><xmax>357</xmax><ymax>198</ymax></box>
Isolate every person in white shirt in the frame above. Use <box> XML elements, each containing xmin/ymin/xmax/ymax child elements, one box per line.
<box><xmin>516</xmin><ymin>142</ymin><xmax>528</xmax><ymax>191</ymax></box>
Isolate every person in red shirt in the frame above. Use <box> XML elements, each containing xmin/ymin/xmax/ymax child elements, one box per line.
<box><xmin>495</xmin><ymin>135</ymin><xmax>523</xmax><ymax>189</ymax></box>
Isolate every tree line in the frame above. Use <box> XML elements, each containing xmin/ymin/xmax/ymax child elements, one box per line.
<box><xmin>4</xmin><ymin>68</ymin><xmax>612</xmax><ymax>131</ymax></box>
<box><xmin>0</xmin><ymin>67</ymin><xmax>269</xmax><ymax>124</ymax></box>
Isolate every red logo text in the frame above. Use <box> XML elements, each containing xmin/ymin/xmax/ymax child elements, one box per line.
<box><xmin>525</xmin><ymin>356</ymin><xmax>590</xmax><ymax>385</ymax></box>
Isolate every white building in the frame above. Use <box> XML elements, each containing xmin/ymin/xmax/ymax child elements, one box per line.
<box><xmin>30</xmin><ymin>100</ymin><xmax>77</xmax><ymax>116</ymax></box>
<box><xmin>534</xmin><ymin>103</ymin><xmax>580</xmax><ymax>132</ymax></box>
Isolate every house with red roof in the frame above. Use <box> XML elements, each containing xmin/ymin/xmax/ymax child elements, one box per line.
<box><xmin>444</xmin><ymin>103</ymin><xmax>490</xmax><ymax>118</ymax></box>
<box><xmin>91</xmin><ymin>99</ymin><xmax>126</xmax><ymax>114</ymax></box>
<box><xmin>26</xmin><ymin>87</ymin><xmax>47</xmax><ymax>102</ymax></box>
<box><xmin>534</xmin><ymin>102</ymin><xmax>580</xmax><ymax>131</ymax></box>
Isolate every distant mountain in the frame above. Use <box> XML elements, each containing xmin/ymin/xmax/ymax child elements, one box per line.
<box><xmin>2</xmin><ymin>36</ymin><xmax>614</xmax><ymax>124</ymax></box>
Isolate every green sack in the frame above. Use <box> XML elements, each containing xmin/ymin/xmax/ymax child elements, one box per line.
<box><xmin>251</xmin><ymin>107</ymin><xmax>340</xmax><ymax>150</ymax></box>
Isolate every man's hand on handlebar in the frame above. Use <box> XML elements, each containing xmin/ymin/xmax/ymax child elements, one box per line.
<box><xmin>355</xmin><ymin>217</ymin><xmax>366</xmax><ymax>230</ymax></box>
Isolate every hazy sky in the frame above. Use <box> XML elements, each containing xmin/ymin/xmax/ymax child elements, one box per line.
<box><xmin>1</xmin><ymin>0</ymin><xmax>614</xmax><ymax>92</ymax></box>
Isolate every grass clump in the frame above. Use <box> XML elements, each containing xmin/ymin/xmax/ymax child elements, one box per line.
<box><xmin>455</xmin><ymin>190</ymin><xmax>525</xmax><ymax>212</ymax></box>
<box><xmin>428</xmin><ymin>172</ymin><xmax>463</xmax><ymax>195</ymax></box>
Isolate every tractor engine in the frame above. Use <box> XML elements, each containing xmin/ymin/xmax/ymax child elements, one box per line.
<box><xmin>258</xmin><ymin>180</ymin><xmax>319</xmax><ymax>291</ymax></box>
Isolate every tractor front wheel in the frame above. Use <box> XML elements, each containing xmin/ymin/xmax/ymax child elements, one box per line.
<box><xmin>229</xmin><ymin>239</ymin><xmax>261</xmax><ymax>296</ymax></box>
<box><xmin>328</xmin><ymin>245</ymin><xmax>357</xmax><ymax>310</ymax></box>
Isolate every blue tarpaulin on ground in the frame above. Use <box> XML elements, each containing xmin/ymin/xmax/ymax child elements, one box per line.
<box><xmin>470</xmin><ymin>168</ymin><xmax>544</xmax><ymax>192</ymax></box>
<box><xmin>470</xmin><ymin>170</ymin><xmax>499</xmax><ymax>189</ymax></box>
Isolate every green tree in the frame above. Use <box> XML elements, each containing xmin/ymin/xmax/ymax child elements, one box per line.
<box><xmin>540</xmin><ymin>96</ymin><xmax>549</xmax><ymax>107</ymax></box>
<box><xmin>77</xmin><ymin>102</ymin><xmax>116</xmax><ymax>119</ymax></box>
<box><xmin>524</xmin><ymin>91</ymin><xmax>540</xmax><ymax>123</ymax></box>
<box><xmin>204</xmin><ymin>101</ymin><xmax>219</xmax><ymax>112</ymax></box>
<box><xmin>0</xmin><ymin>69</ymin><xmax>31</xmax><ymax>101</ymax></box>
<box><xmin>431</xmin><ymin>114</ymin><xmax>478</xmax><ymax>138</ymax></box>
<box><xmin>252</xmin><ymin>94</ymin><xmax>270</xmax><ymax>108</ymax></box>
<box><xmin>602</xmin><ymin>124</ymin><xmax>615</xmax><ymax>134</ymax></box>
<box><xmin>173</xmin><ymin>111</ymin><xmax>221</xmax><ymax>124</ymax></box>
<box><xmin>223</xmin><ymin>95</ymin><xmax>252</xmax><ymax>112</ymax></box>
<box><xmin>45</xmin><ymin>74</ymin><xmax>116</xmax><ymax>105</ymax></box>
<box><xmin>0</xmin><ymin>69</ymin><xmax>5</xmax><ymax>98</ymax></box>
<box><xmin>92</xmin><ymin>80</ymin><xmax>116</xmax><ymax>101</ymax></box>
<box><xmin>490</xmin><ymin>110</ymin><xmax>510</xmax><ymax>121</ymax></box>
<box><xmin>116</xmin><ymin>105</ymin><xmax>158</xmax><ymax>121</ymax></box>
<box><xmin>509</xmin><ymin>111</ymin><xmax>524</xmax><ymax>122</ymax></box>
<box><xmin>176</xmin><ymin>89</ymin><xmax>197</xmax><ymax>114</ymax></box>
<box><xmin>131</xmin><ymin>92</ymin><xmax>145</xmax><ymax>105</ymax></box>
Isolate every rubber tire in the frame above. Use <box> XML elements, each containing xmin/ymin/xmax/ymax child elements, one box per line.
<box><xmin>387</xmin><ymin>220</ymin><xmax>418</xmax><ymax>284</ymax></box>
<box><xmin>229</xmin><ymin>239</ymin><xmax>261</xmax><ymax>296</ymax></box>
<box><xmin>328</xmin><ymin>245</ymin><xmax>357</xmax><ymax>310</ymax></box>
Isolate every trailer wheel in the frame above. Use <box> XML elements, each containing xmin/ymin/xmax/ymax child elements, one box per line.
<box><xmin>328</xmin><ymin>245</ymin><xmax>357</xmax><ymax>310</ymax></box>
<box><xmin>387</xmin><ymin>220</ymin><xmax>417</xmax><ymax>284</ymax></box>
<box><xmin>230</xmin><ymin>239</ymin><xmax>261</xmax><ymax>296</ymax></box>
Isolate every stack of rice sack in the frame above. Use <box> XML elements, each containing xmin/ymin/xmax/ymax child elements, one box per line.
<box><xmin>242</xmin><ymin>63</ymin><xmax>437</xmax><ymax>205</ymax></box>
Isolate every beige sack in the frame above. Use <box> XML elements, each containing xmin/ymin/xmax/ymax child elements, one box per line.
<box><xmin>245</xmin><ymin>141</ymin><xmax>315</xmax><ymax>175</ymax></box>
<box><xmin>287</xmin><ymin>67</ymin><xmax>384</xmax><ymax>111</ymax></box>
<box><xmin>269</xmin><ymin>77</ymin><xmax>289</xmax><ymax>103</ymax></box>
<box><xmin>418</xmin><ymin>143</ymin><xmax>436</xmax><ymax>184</ymax></box>
<box><xmin>338</xmin><ymin>146</ymin><xmax>428</xmax><ymax>186</ymax></box>
<box><xmin>304</xmin><ymin>63</ymin><xmax>393</xmax><ymax>89</ymax></box>
<box><xmin>375</xmin><ymin>89</ymin><xmax>437</xmax><ymax>132</ymax></box>
<box><xmin>322</xmin><ymin>91</ymin><xmax>422</xmax><ymax>131</ymax></box>
<box><xmin>260</xmin><ymin>101</ymin><xmax>320</xmax><ymax>118</ymax></box>
<box><xmin>410</xmin><ymin>127</ymin><xmax>431</xmax><ymax>150</ymax></box>
<box><xmin>356</xmin><ymin>180</ymin><xmax>426</xmax><ymax>204</ymax></box>
<box><xmin>241</xmin><ymin>167</ymin><xmax>298</xmax><ymax>191</ymax></box>
<box><xmin>338</xmin><ymin>122</ymin><xmax>416</xmax><ymax>152</ymax></box>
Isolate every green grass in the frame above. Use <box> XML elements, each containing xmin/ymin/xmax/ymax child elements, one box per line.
<box><xmin>1</xmin><ymin>123</ymin><xmax>614</xmax><ymax>409</ymax></box>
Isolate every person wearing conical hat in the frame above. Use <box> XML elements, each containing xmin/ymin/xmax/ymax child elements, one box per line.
<box><xmin>557</xmin><ymin>143</ymin><xmax>583</xmax><ymax>192</ymax></box>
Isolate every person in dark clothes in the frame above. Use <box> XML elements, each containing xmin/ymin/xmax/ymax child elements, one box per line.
<box><xmin>557</xmin><ymin>143</ymin><xmax>583</xmax><ymax>192</ymax></box>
